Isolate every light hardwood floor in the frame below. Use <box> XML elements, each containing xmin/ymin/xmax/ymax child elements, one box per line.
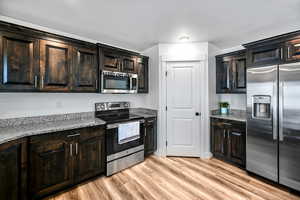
<box><xmin>45</xmin><ymin>156</ymin><xmax>300</xmax><ymax>200</ymax></box>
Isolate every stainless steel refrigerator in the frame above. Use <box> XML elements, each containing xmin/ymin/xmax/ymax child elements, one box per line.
<box><xmin>247</xmin><ymin>62</ymin><xmax>300</xmax><ymax>191</ymax></box>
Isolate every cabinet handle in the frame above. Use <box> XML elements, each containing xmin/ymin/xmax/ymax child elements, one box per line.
<box><xmin>280</xmin><ymin>48</ymin><xmax>283</xmax><ymax>60</ymax></box>
<box><xmin>34</xmin><ymin>76</ymin><xmax>38</xmax><ymax>88</ymax></box>
<box><xmin>95</xmin><ymin>79</ymin><xmax>98</xmax><ymax>90</ymax></box>
<box><xmin>231</xmin><ymin>132</ymin><xmax>242</xmax><ymax>136</ymax></box>
<box><xmin>75</xmin><ymin>143</ymin><xmax>78</xmax><ymax>155</ymax></box>
<box><xmin>223</xmin><ymin>130</ymin><xmax>226</xmax><ymax>138</ymax></box>
<box><xmin>67</xmin><ymin>133</ymin><xmax>80</xmax><ymax>138</ymax></box>
<box><xmin>145</xmin><ymin>128</ymin><xmax>147</xmax><ymax>137</ymax></box>
<box><xmin>148</xmin><ymin>120</ymin><xmax>155</xmax><ymax>123</ymax></box>
<box><xmin>41</xmin><ymin>76</ymin><xmax>44</xmax><ymax>88</ymax></box>
<box><xmin>287</xmin><ymin>46</ymin><xmax>291</xmax><ymax>59</ymax></box>
<box><xmin>70</xmin><ymin>144</ymin><xmax>73</xmax><ymax>156</ymax></box>
<box><xmin>222</xmin><ymin>122</ymin><xmax>232</xmax><ymax>126</ymax></box>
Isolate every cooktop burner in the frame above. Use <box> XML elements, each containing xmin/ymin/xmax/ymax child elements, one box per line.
<box><xmin>95</xmin><ymin>102</ymin><xmax>144</xmax><ymax>124</ymax></box>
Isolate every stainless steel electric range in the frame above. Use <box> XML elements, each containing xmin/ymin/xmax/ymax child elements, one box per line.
<box><xmin>95</xmin><ymin>102</ymin><xmax>145</xmax><ymax>176</ymax></box>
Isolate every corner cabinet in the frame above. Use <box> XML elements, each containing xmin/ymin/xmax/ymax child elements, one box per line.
<box><xmin>216</xmin><ymin>50</ymin><xmax>246</xmax><ymax>94</ymax></box>
<box><xmin>144</xmin><ymin>117</ymin><xmax>157</xmax><ymax>156</ymax></box>
<box><xmin>211</xmin><ymin>118</ymin><xmax>246</xmax><ymax>168</ymax></box>
<box><xmin>29</xmin><ymin>126</ymin><xmax>105</xmax><ymax>199</ymax></box>
<box><xmin>0</xmin><ymin>139</ymin><xmax>28</xmax><ymax>200</ymax></box>
<box><xmin>137</xmin><ymin>56</ymin><xmax>149</xmax><ymax>93</ymax></box>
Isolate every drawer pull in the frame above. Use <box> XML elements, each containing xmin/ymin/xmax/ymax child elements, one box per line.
<box><xmin>222</xmin><ymin>122</ymin><xmax>232</xmax><ymax>126</ymax></box>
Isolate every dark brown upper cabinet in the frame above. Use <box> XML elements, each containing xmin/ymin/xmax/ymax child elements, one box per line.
<box><xmin>216</xmin><ymin>50</ymin><xmax>246</xmax><ymax>94</ymax></box>
<box><xmin>121</xmin><ymin>55</ymin><xmax>136</xmax><ymax>73</ymax></box>
<box><xmin>246</xmin><ymin>44</ymin><xmax>284</xmax><ymax>67</ymax></box>
<box><xmin>286</xmin><ymin>39</ymin><xmax>300</xmax><ymax>62</ymax></box>
<box><xmin>137</xmin><ymin>56</ymin><xmax>149</xmax><ymax>93</ymax></box>
<box><xmin>72</xmin><ymin>45</ymin><xmax>98</xmax><ymax>92</ymax></box>
<box><xmin>40</xmin><ymin>40</ymin><xmax>72</xmax><ymax>92</ymax></box>
<box><xmin>100</xmin><ymin>49</ymin><xmax>122</xmax><ymax>72</ymax></box>
<box><xmin>0</xmin><ymin>139</ymin><xmax>28</xmax><ymax>200</ymax></box>
<box><xmin>0</xmin><ymin>31</ymin><xmax>39</xmax><ymax>92</ymax></box>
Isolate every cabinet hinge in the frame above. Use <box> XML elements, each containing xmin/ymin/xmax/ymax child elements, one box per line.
<box><xmin>166</xmin><ymin>106</ymin><xmax>168</xmax><ymax>111</ymax></box>
<box><xmin>166</xmin><ymin>141</ymin><xmax>168</xmax><ymax>146</ymax></box>
<box><xmin>165</xmin><ymin>71</ymin><xmax>168</xmax><ymax>77</ymax></box>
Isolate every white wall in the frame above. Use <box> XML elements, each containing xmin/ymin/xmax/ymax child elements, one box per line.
<box><xmin>0</xmin><ymin>93</ymin><xmax>149</xmax><ymax>119</ymax></box>
<box><xmin>142</xmin><ymin>45</ymin><xmax>159</xmax><ymax>110</ymax></box>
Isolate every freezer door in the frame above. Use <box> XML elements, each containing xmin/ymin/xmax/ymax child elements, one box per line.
<box><xmin>246</xmin><ymin>65</ymin><xmax>278</xmax><ymax>182</ymax></box>
<box><xmin>279</xmin><ymin>62</ymin><xmax>300</xmax><ymax>191</ymax></box>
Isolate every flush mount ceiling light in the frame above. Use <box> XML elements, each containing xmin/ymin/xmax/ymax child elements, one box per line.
<box><xmin>179</xmin><ymin>35</ymin><xmax>190</xmax><ymax>42</ymax></box>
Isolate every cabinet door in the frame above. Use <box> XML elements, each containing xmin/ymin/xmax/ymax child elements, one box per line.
<box><xmin>247</xmin><ymin>44</ymin><xmax>283</xmax><ymax>67</ymax></box>
<box><xmin>75</xmin><ymin>127</ymin><xmax>105</xmax><ymax>182</ymax></box>
<box><xmin>216</xmin><ymin>59</ymin><xmax>232</xmax><ymax>93</ymax></box>
<box><xmin>121</xmin><ymin>56</ymin><xmax>136</xmax><ymax>73</ymax></box>
<box><xmin>232</xmin><ymin>58</ymin><xmax>246</xmax><ymax>93</ymax></box>
<box><xmin>228</xmin><ymin>125</ymin><xmax>246</xmax><ymax>167</ymax></box>
<box><xmin>211</xmin><ymin>120</ymin><xmax>227</xmax><ymax>158</ymax></box>
<box><xmin>0</xmin><ymin>32</ymin><xmax>39</xmax><ymax>91</ymax></box>
<box><xmin>137</xmin><ymin>56</ymin><xmax>149</xmax><ymax>93</ymax></box>
<box><xmin>29</xmin><ymin>133</ymin><xmax>73</xmax><ymax>198</ymax></box>
<box><xmin>286</xmin><ymin>39</ymin><xmax>300</xmax><ymax>62</ymax></box>
<box><xmin>145</xmin><ymin>118</ymin><xmax>157</xmax><ymax>156</ymax></box>
<box><xmin>40</xmin><ymin>40</ymin><xmax>72</xmax><ymax>91</ymax></box>
<box><xmin>72</xmin><ymin>46</ymin><xmax>98</xmax><ymax>92</ymax></box>
<box><xmin>0</xmin><ymin>139</ymin><xmax>27</xmax><ymax>200</ymax></box>
<box><xmin>100</xmin><ymin>50</ymin><xmax>121</xmax><ymax>72</ymax></box>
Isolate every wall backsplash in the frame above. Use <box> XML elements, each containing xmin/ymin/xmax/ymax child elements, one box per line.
<box><xmin>217</xmin><ymin>94</ymin><xmax>246</xmax><ymax>110</ymax></box>
<box><xmin>0</xmin><ymin>93</ymin><xmax>149</xmax><ymax>119</ymax></box>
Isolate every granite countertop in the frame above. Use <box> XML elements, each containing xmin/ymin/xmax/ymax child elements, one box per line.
<box><xmin>0</xmin><ymin>108</ymin><xmax>157</xmax><ymax>145</ymax></box>
<box><xmin>130</xmin><ymin>108</ymin><xmax>157</xmax><ymax>118</ymax></box>
<box><xmin>0</xmin><ymin>112</ymin><xmax>106</xmax><ymax>145</ymax></box>
<box><xmin>210</xmin><ymin>109</ymin><xmax>246</xmax><ymax>122</ymax></box>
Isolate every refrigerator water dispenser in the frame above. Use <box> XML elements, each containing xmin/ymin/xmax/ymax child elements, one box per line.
<box><xmin>252</xmin><ymin>95</ymin><xmax>271</xmax><ymax>119</ymax></box>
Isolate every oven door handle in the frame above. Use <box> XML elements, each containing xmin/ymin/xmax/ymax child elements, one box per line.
<box><xmin>106</xmin><ymin>120</ymin><xmax>145</xmax><ymax>130</ymax></box>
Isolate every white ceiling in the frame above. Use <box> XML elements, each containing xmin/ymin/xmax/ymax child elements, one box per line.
<box><xmin>0</xmin><ymin>0</ymin><xmax>300</xmax><ymax>51</ymax></box>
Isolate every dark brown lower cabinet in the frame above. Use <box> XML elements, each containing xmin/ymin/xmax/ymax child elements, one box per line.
<box><xmin>211</xmin><ymin>118</ymin><xmax>246</xmax><ymax>168</ymax></box>
<box><xmin>144</xmin><ymin>117</ymin><xmax>157</xmax><ymax>156</ymax></box>
<box><xmin>75</xmin><ymin>127</ymin><xmax>105</xmax><ymax>183</ymax></box>
<box><xmin>29</xmin><ymin>126</ymin><xmax>105</xmax><ymax>199</ymax></box>
<box><xmin>0</xmin><ymin>139</ymin><xmax>27</xmax><ymax>200</ymax></box>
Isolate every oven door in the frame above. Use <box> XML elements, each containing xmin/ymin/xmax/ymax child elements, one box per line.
<box><xmin>101</xmin><ymin>71</ymin><xmax>131</xmax><ymax>93</ymax></box>
<box><xmin>106</xmin><ymin>120</ymin><xmax>145</xmax><ymax>156</ymax></box>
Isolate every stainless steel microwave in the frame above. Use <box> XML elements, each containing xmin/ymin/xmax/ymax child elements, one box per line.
<box><xmin>101</xmin><ymin>70</ymin><xmax>138</xmax><ymax>94</ymax></box>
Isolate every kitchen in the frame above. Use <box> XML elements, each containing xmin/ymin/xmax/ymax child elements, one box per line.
<box><xmin>0</xmin><ymin>1</ymin><xmax>300</xmax><ymax>200</ymax></box>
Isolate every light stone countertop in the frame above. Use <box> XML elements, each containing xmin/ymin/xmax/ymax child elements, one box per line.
<box><xmin>210</xmin><ymin>109</ymin><xmax>246</xmax><ymax>122</ymax></box>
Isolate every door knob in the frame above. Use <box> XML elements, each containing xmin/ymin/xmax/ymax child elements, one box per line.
<box><xmin>195</xmin><ymin>112</ymin><xmax>200</xmax><ymax>116</ymax></box>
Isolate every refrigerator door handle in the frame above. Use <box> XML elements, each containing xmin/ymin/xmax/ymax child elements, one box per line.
<box><xmin>273</xmin><ymin>80</ymin><xmax>278</xmax><ymax>140</ymax></box>
<box><xmin>279</xmin><ymin>81</ymin><xmax>284</xmax><ymax>142</ymax></box>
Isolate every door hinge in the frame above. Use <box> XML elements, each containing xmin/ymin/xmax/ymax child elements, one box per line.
<box><xmin>166</xmin><ymin>141</ymin><xmax>168</xmax><ymax>146</ymax></box>
<box><xmin>165</xmin><ymin>71</ymin><xmax>168</xmax><ymax>77</ymax></box>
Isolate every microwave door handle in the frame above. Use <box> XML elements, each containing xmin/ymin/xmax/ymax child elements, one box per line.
<box><xmin>129</xmin><ymin>76</ymin><xmax>133</xmax><ymax>90</ymax></box>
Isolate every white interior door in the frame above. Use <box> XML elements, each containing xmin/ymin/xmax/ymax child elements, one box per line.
<box><xmin>166</xmin><ymin>61</ymin><xmax>201</xmax><ymax>157</ymax></box>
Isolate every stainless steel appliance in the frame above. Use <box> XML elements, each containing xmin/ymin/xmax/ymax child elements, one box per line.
<box><xmin>101</xmin><ymin>70</ymin><xmax>138</xmax><ymax>94</ymax></box>
<box><xmin>95</xmin><ymin>102</ymin><xmax>145</xmax><ymax>176</ymax></box>
<box><xmin>247</xmin><ymin>62</ymin><xmax>300</xmax><ymax>191</ymax></box>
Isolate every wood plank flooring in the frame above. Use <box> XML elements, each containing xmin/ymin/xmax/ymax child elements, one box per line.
<box><xmin>45</xmin><ymin>156</ymin><xmax>300</xmax><ymax>200</ymax></box>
